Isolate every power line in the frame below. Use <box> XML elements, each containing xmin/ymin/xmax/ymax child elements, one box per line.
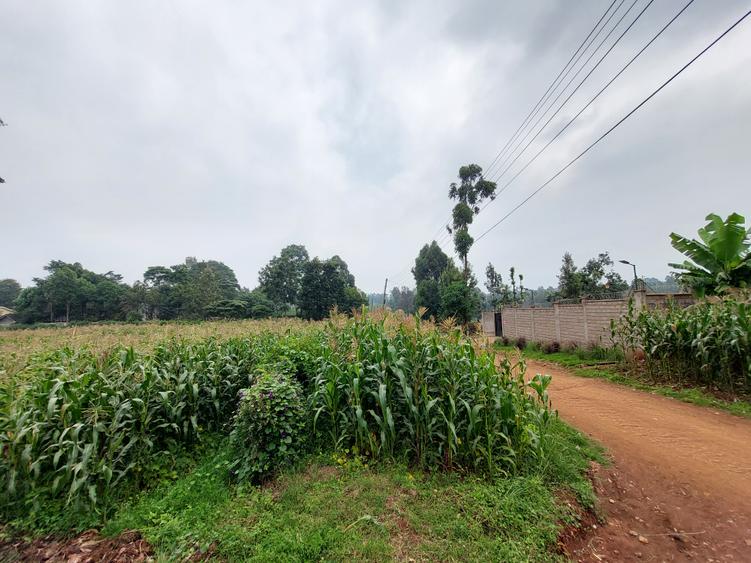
<box><xmin>437</xmin><ymin>0</ymin><xmax>660</xmax><ymax>246</ymax></box>
<box><xmin>390</xmin><ymin>2</ymin><xmax>624</xmax><ymax>282</ymax></box>
<box><xmin>431</xmin><ymin>0</ymin><xmax>643</xmax><ymax>252</ymax></box>
<box><xmin>474</xmin><ymin>7</ymin><xmax>751</xmax><ymax>244</ymax></box>
<box><xmin>490</xmin><ymin>0</ymin><xmax>649</xmax><ymax>184</ymax></box>
<box><xmin>480</xmin><ymin>0</ymin><xmax>693</xmax><ymax>209</ymax></box>
<box><xmin>484</xmin><ymin>0</ymin><xmax>621</xmax><ymax>177</ymax></box>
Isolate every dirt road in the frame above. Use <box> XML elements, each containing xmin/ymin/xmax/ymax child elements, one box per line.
<box><xmin>528</xmin><ymin>360</ymin><xmax>751</xmax><ymax>562</ymax></box>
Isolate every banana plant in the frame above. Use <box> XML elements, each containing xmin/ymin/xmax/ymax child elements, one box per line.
<box><xmin>670</xmin><ymin>212</ymin><xmax>751</xmax><ymax>296</ymax></box>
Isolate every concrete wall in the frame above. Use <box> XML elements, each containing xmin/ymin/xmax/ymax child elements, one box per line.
<box><xmin>493</xmin><ymin>291</ymin><xmax>693</xmax><ymax>347</ymax></box>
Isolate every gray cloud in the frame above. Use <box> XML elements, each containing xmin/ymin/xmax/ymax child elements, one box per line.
<box><xmin>1</xmin><ymin>0</ymin><xmax>750</xmax><ymax>292</ymax></box>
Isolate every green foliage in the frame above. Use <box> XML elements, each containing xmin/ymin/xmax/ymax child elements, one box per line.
<box><xmin>298</xmin><ymin>256</ymin><xmax>366</xmax><ymax>320</ymax></box>
<box><xmin>412</xmin><ymin>241</ymin><xmax>449</xmax><ymax>284</ymax></box>
<box><xmin>415</xmin><ymin>279</ymin><xmax>441</xmax><ymax>320</ymax></box>
<box><xmin>205</xmin><ymin>290</ymin><xmax>276</xmax><ymax>319</ymax></box>
<box><xmin>447</xmin><ymin>164</ymin><xmax>497</xmax><ymax>276</ymax></box>
<box><xmin>106</xmin><ymin>419</ymin><xmax>599</xmax><ymax>562</ymax></box>
<box><xmin>242</xmin><ymin>289</ymin><xmax>276</xmax><ymax>318</ymax></box>
<box><xmin>140</xmin><ymin>258</ymin><xmax>240</xmax><ymax>320</ymax></box>
<box><xmin>439</xmin><ymin>280</ymin><xmax>480</xmax><ymax>324</ymax></box>
<box><xmin>204</xmin><ymin>299</ymin><xmax>248</xmax><ymax>319</ymax></box>
<box><xmin>258</xmin><ymin>244</ymin><xmax>310</xmax><ymax>308</ymax></box>
<box><xmin>413</xmin><ymin>243</ymin><xmax>480</xmax><ymax>323</ymax></box>
<box><xmin>0</xmin><ymin>334</ymin><xmax>307</xmax><ymax>528</ymax></box>
<box><xmin>485</xmin><ymin>263</ymin><xmax>526</xmax><ymax>309</ymax></box>
<box><xmin>414</xmin><ymin>242</ymin><xmax>450</xmax><ymax>319</ymax></box>
<box><xmin>669</xmin><ymin>212</ymin><xmax>751</xmax><ymax>296</ymax></box>
<box><xmin>310</xmin><ymin>315</ymin><xmax>554</xmax><ymax>475</ymax></box>
<box><xmin>13</xmin><ymin>258</ymin><xmax>244</xmax><ymax>324</ymax></box>
<box><xmin>643</xmin><ymin>274</ymin><xmax>681</xmax><ymax>293</ymax></box>
<box><xmin>452</xmin><ymin>230</ymin><xmax>474</xmax><ymax>267</ymax></box>
<box><xmin>0</xmin><ymin>279</ymin><xmax>21</xmax><ymax>308</ymax></box>
<box><xmin>14</xmin><ymin>262</ymin><xmax>131</xmax><ymax>324</ymax></box>
<box><xmin>1</xmin><ymin>315</ymin><xmax>557</xmax><ymax>535</ymax></box>
<box><xmin>556</xmin><ymin>251</ymin><xmax>628</xmax><ymax>300</ymax></box>
<box><xmin>557</xmin><ymin>253</ymin><xmax>581</xmax><ymax>299</ymax></box>
<box><xmin>229</xmin><ymin>374</ymin><xmax>307</xmax><ymax>483</ymax></box>
<box><xmin>612</xmin><ymin>298</ymin><xmax>751</xmax><ymax>393</ymax></box>
<box><xmin>438</xmin><ymin>262</ymin><xmax>481</xmax><ymax>323</ymax></box>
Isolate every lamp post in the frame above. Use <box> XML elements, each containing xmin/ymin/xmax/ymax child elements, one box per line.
<box><xmin>619</xmin><ymin>260</ymin><xmax>638</xmax><ymax>289</ymax></box>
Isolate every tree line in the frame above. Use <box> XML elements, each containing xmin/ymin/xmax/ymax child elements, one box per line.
<box><xmin>5</xmin><ymin>246</ymin><xmax>367</xmax><ymax>324</ymax></box>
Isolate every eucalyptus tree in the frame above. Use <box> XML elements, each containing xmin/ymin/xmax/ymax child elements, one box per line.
<box><xmin>447</xmin><ymin>164</ymin><xmax>497</xmax><ymax>278</ymax></box>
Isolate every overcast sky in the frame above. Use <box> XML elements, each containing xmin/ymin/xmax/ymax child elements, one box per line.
<box><xmin>2</xmin><ymin>1</ymin><xmax>750</xmax><ymax>292</ymax></box>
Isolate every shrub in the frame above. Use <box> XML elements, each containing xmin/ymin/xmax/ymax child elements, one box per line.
<box><xmin>515</xmin><ymin>337</ymin><xmax>527</xmax><ymax>350</ymax></box>
<box><xmin>229</xmin><ymin>374</ymin><xmax>307</xmax><ymax>483</ymax></box>
<box><xmin>543</xmin><ymin>341</ymin><xmax>561</xmax><ymax>354</ymax></box>
<box><xmin>501</xmin><ymin>335</ymin><xmax>510</xmax><ymax>346</ymax></box>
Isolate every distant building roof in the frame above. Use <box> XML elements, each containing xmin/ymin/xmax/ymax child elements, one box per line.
<box><xmin>0</xmin><ymin>306</ymin><xmax>15</xmax><ymax>318</ymax></box>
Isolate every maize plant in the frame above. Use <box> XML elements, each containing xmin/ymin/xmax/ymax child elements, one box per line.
<box><xmin>612</xmin><ymin>298</ymin><xmax>751</xmax><ymax>393</ymax></box>
<box><xmin>310</xmin><ymin>315</ymin><xmax>554</xmax><ymax>475</ymax></box>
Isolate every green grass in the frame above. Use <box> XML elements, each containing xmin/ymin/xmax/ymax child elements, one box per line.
<box><xmin>496</xmin><ymin>344</ymin><xmax>751</xmax><ymax>419</ymax></box>
<box><xmin>104</xmin><ymin>420</ymin><xmax>602</xmax><ymax>562</ymax></box>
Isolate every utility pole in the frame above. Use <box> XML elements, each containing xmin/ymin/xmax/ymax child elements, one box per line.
<box><xmin>382</xmin><ymin>278</ymin><xmax>388</xmax><ymax>310</ymax></box>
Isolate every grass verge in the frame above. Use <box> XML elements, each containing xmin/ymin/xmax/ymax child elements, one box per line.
<box><xmin>495</xmin><ymin>344</ymin><xmax>751</xmax><ymax>419</ymax></box>
<box><xmin>103</xmin><ymin>419</ymin><xmax>603</xmax><ymax>562</ymax></box>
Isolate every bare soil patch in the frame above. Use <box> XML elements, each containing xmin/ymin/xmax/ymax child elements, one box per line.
<box><xmin>384</xmin><ymin>487</ymin><xmax>422</xmax><ymax>562</ymax></box>
<box><xmin>0</xmin><ymin>529</ymin><xmax>152</xmax><ymax>562</ymax></box>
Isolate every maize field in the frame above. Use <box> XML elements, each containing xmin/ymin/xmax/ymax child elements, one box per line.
<box><xmin>612</xmin><ymin>298</ymin><xmax>751</xmax><ymax>393</ymax></box>
<box><xmin>0</xmin><ymin>312</ymin><xmax>553</xmax><ymax>529</ymax></box>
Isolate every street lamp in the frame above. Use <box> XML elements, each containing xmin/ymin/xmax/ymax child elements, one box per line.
<box><xmin>619</xmin><ymin>260</ymin><xmax>638</xmax><ymax>288</ymax></box>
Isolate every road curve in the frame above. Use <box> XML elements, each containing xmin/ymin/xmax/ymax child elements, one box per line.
<box><xmin>527</xmin><ymin>359</ymin><xmax>751</xmax><ymax>562</ymax></box>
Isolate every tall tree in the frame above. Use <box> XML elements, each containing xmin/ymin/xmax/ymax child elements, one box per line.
<box><xmin>258</xmin><ymin>244</ymin><xmax>310</xmax><ymax>309</ymax></box>
<box><xmin>669</xmin><ymin>212</ymin><xmax>751</xmax><ymax>296</ymax></box>
<box><xmin>557</xmin><ymin>252</ymin><xmax>582</xmax><ymax>299</ymax></box>
<box><xmin>298</xmin><ymin>255</ymin><xmax>365</xmax><ymax>320</ymax></box>
<box><xmin>0</xmin><ymin>279</ymin><xmax>21</xmax><ymax>308</ymax></box>
<box><xmin>45</xmin><ymin>266</ymin><xmax>88</xmax><ymax>322</ymax></box>
<box><xmin>579</xmin><ymin>253</ymin><xmax>627</xmax><ymax>295</ymax></box>
<box><xmin>412</xmin><ymin>241</ymin><xmax>449</xmax><ymax>283</ymax></box>
<box><xmin>447</xmin><ymin>164</ymin><xmax>497</xmax><ymax>277</ymax></box>
<box><xmin>199</xmin><ymin>260</ymin><xmax>240</xmax><ymax>299</ymax></box>
<box><xmin>413</xmin><ymin>241</ymin><xmax>450</xmax><ymax>319</ymax></box>
<box><xmin>556</xmin><ymin>251</ymin><xmax>627</xmax><ymax>300</ymax></box>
